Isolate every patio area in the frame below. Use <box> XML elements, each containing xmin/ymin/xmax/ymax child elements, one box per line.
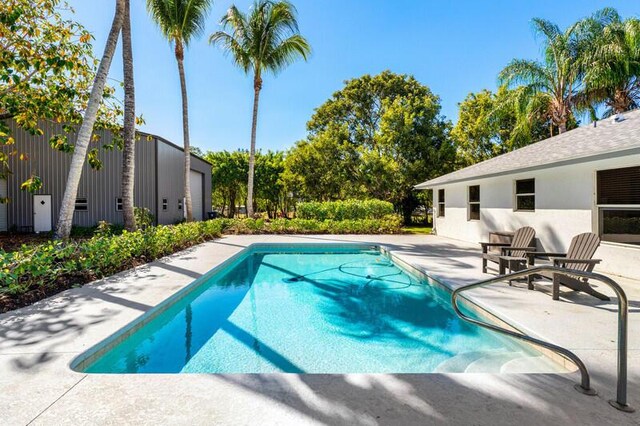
<box><xmin>0</xmin><ymin>234</ymin><xmax>638</xmax><ymax>425</ymax></box>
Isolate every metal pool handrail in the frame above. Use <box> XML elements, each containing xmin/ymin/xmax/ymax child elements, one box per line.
<box><xmin>450</xmin><ymin>265</ymin><xmax>634</xmax><ymax>413</ymax></box>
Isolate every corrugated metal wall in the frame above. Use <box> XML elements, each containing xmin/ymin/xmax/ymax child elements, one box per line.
<box><xmin>155</xmin><ymin>138</ymin><xmax>212</xmax><ymax>225</ymax></box>
<box><xmin>4</xmin><ymin>120</ymin><xmax>157</xmax><ymax>229</ymax></box>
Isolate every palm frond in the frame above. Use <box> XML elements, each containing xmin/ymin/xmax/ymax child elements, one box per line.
<box><xmin>146</xmin><ymin>0</ymin><xmax>212</xmax><ymax>46</ymax></box>
<box><xmin>210</xmin><ymin>0</ymin><xmax>310</xmax><ymax>77</ymax></box>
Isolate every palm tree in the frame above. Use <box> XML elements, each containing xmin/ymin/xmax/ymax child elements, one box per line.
<box><xmin>121</xmin><ymin>0</ymin><xmax>136</xmax><ymax>231</ymax></box>
<box><xmin>498</xmin><ymin>18</ymin><xmax>583</xmax><ymax>134</ymax></box>
<box><xmin>146</xmin><ymin>0</ymin><xmax>212</xmax><ymax>221</ymax></box>
<box><xmin>55</xmin><ymin>0</ymin><xmax>125</xmax><ymax>239</ymax></box>
<box><xmin>210</xmin><ymin>0</ymin><xmax>310</xmax><ymax>217</ymax></box>
<box><xmin>581</xmin><ymin>12</ymin><xmax>640</xmax><ymax>116</ymax></box>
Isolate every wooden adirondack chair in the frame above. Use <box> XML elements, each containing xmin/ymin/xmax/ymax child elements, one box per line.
<box><xmin>480</xmin><ymin>226</ymin><xmax>536</xmax><ymax>274</ymax></box>
<box><xmin>526</xmin><ymin>232</ymin><xmax>609</xmax><ymax>301</ymax></box>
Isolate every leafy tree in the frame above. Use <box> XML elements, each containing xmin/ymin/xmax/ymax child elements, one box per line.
<box><xmin>0</xmin><ymin>0</ymin><xmax>122</xmax><ymax>192</ymax></box>
<box><xmin>579</xmin><ymin>10</ymin><xmax>640</xmax><ymax>116</ymax></box>
<box><xmin>210</xmin><ymin>0</ymin><xmax>311</xmax><ymax>217</ymax></box>
<box><xmin>121</xmin><ymin>0</ymin><xmax>136</xmax><ymax>231</ymax></box>
<box><xmin>283</xmin><ymin>125</ymin><xmax>358</xmax><ymax>202</ymax></box>
<box><xmin>204</xmin><ymin>150</ymin><xmax>248</xmax><ymax>217</ymax></box>
<box><xmin>497</xmin><ymin>14</ymin><xmax>606</xmax><ymax>134</ymax></box>
<box><xmin>55</xmin><ymin>0</ymin><xmax>125</xmax><ymax>239</ymax></box>
<box><xmin>286</xmin><ymin>71</ymin><xmax>455</xmax><ymax>223</ymax></box>
<box><xmin>452</xmin><ymin>87</ymin><xmax>550</xmax><ymax>166</ymax></box>
<box><xmin>147</xmin><ymin>0</ymin><xmax>212</xmax><ymax>222</ymax></box>
<box><xmin>254</xmin><ymin>150</ymin><xmax>285</xmax><ymax>218</ymax></box>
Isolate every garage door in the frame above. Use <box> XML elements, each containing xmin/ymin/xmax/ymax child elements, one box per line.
<box><xmin>190</xmin><ymin>170</ymin><xmax>203</xmax><ymax>221</ymax></box>
<box><xmin>0</xmin><ymin>179</ymin><xmax>7</xmax><ymax>231</ymax></box>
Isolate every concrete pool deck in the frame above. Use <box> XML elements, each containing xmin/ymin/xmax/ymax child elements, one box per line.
<box><xmin>0</xmin><ymin>234</ymin><xmax>638</xmax><ymax>425</ymax></box>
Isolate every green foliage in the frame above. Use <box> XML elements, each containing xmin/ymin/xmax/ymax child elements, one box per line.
<box><xmin>205</xmin><ymin>149</ymin><xmax>289</xmax><ymax>218</ymax></box>
<box><xmin>452</xmin><ymin>87</ymin><xmax>552</xmax><ymax>167</ymax></box>
<box><xmin>210</xmin><ymin>0</ymin><xmax>311</xmax><ymax>78</ymax></box>
<box><xmin>579</xmin><ymin>11</ymin><xmax>640</xmax><ymax>115</ymax></box>
<box><xmin>218</xmin><ymin>216</ymin><xmax>403</xmax><ymax>235</ymax></box>
<box><xmin>0</xmin><ymin>0</ymin><xmax>125</xmax><ymax>190</ymax></box>
<box><xmin>284</xmin><ymin>71</ymin><xmax>455</xmax><ymax>223</ymax></box>
<box><xmin>296</xmin><ymin>199</ymin><xmax>394</xmax><ymax>221</ymax></box>
<box><xmin>0</xmin><ymin>220</ymin><xmax>225</xmax><ymax>297</ymax></box>
<box><xmin>146</xmin><ymin>0</ymin><xmax>212</xmax><ymax>47</ymax></box>
<box><xmin>134</xmin><ymin>207</ymin><xmax>154</xmax><ymax>229</ymax></box>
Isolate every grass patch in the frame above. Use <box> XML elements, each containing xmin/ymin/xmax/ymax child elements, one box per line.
<box><xmin>402</xmin><ymin>226</ymin><xmax>433</xmax><ymax>235</ymax></box>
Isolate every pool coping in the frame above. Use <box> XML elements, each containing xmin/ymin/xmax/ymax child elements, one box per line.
<box><xmin>71</xmin><ymin>242</ymin><xmax>572</xmax><ymax>374</ymax></box>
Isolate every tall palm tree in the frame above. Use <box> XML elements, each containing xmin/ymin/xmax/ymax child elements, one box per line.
<box><xmin>147</xmin><ymin>0</ymin><xmax>212</xmax><ymax>221</ymax></box>
<box><xmin>581</xmin><ymin>12</ymin><xmax>640</xmax><ymax>116</ymax></box>
<box><xmin>121</xmin><ymin>0</ymin><xmax>136</xmax><ymax>231</ymax></box>
<box><xmin>210</xmin><ymin>0</ymin><xmax>310</xmax><ymax>217</ymax></box>
<box><xmin>498</xmin><ymin>18</ymin><xmax>583</xmax><ymax>134</ymax></box>
<box><xmin>55</xmin><ymin>0</ymin><xmax>125</xmax><ymax>239</ymax></box>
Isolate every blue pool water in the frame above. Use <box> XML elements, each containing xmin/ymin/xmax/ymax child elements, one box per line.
<box><xmin>82</xmin><ymin>244</ymin><xmax>550</xmax><ymax>374</ymax></box>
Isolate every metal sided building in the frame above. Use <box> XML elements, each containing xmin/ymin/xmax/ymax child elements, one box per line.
<box><xmin>0</xmin><ymin>120</ymin><xmax>212</xmax><ymax>232</ymax></box>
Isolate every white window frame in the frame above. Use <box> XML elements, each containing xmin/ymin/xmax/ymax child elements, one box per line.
<box><xmin>162</xmin><ymin>198</ymin><xmax>168</xmax><ymax>211</ymax></box>
<box><xmin>514</xmin><ymin>178</ymin><xmax>535</xmax><ymax>212</ymax></box>
<box><xmin>437</xmin><ymin>189</ymin><xmax>445</xmax><ymax>218</ymax></box>
<box><xmin>467</xmin><ymin>185</ymin><xmax>480</xmax><ymax>221</ymax></box>
<box><xmin>115</xmin><ymin>197</ymin><xmax>123</xmax><ymax>212</ymax></box>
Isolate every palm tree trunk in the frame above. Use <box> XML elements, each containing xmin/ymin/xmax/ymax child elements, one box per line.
<box><xmin>247</xmin><ymin>75</ymin><xmax>262</xmax><ymax>218</ymax></box>
<box><xmin>121</xmin><ymin>0</ymin><xmax>136</xmax><ymax>231</ymax></box>
<box><xmin>175</xmin><ymin>42</ymin><xmax>193</xmax><ymax>221</ymax></box>
<box><xmin>558</xmin><ymin>121</ymin><xmax>567</xmax><ymax>134</ymax></box>
<box><xmin>54</xmin><ymin>0</ymin><xmax>125</xmax><ymax>239</ymax></box>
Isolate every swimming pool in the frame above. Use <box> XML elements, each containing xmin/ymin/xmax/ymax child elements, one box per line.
<box><xmin>75</xmin><ymin>244</ymin><xmax>563</xmax><ymax>374</ymax></box>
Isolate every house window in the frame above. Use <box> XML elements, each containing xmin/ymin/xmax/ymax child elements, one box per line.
<box><xmin>75</xmin><ymin>198</ymin><xmax>88</xmax><ymax>211</ymax></box>
<box><xmin>437</xmin><ymin>189</ymin><xmax>445</xmax><ymax>217</ymax></box>
<box><xmin>162</xmin><ymin>198</ymin><xmax>168</xmax><ymax>211</ymax></box>
<box><xmin>597</xmin><ymin>166</ymin><xmax>640</xmax><ymax>245</ymax></box>
<box><xmin>178</xmin><ymin>199</ymin><xmax>183</xmax><ymax>210</ymax></box>
<box><xmin>468</xmin><ymin>185</ymin><xmax>480</xmax><ymax>220</ymax></box>
<box><xmin>515</xmin><ymin>179</ymin><xmax>535</xmax><ymax>211</ymax></box>
<box><xmin>115</xmin><ymin>198</ymin><xmax>123</xmax><ymax>211</ymax></box>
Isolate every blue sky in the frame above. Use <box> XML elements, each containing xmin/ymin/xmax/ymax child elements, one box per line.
<box><xmin>68</xmin><ymin>1</ymin><xmax>639</xmax><ymax>153</ymax></box>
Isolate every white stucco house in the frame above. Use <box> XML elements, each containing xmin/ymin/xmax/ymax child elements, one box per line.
<box><xmin>416</xmin><ymin>109</ymin><xmax>640</xmax><ymax>280</ymax></box>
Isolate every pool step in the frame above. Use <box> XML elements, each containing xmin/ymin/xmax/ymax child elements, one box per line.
<box><xmin>464</xmin><ymin>351</ymin><xmax>526</xmax><ymax>373</ymax></box>
<box><xmin>434</xmin><ymin>351</ymin><xmax>490</xmax><ymax>373</ymax></box>
<box><xmin>435</xmin><ymin>350</ymin><xmax>560</xmax><ymax>373</ymax></box>
<box><xmin>499</xmin><ymin>355</ymin><xmax>564</xmax><ymax>373</ymax></box>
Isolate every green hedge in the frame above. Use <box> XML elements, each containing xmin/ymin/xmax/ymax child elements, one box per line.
<box><xmin>0</xmin><ymin>220</ymin><xmax>224</xmax><ymax>297</ymax></box>
<box><xmin>219</xmin><ymin>215</ymin><xmax>403</xmax><ymax>235</ymax></box>
<box><xmin>296</xmin><ymin>199</ymin><xmax>394</xmax><ymax>221</ymax></box>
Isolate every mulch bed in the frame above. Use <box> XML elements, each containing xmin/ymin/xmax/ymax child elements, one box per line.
<box><xmin>0</xmin><ymin>233</ymin><xmax>53</xmax><ymax>252</ymax></box>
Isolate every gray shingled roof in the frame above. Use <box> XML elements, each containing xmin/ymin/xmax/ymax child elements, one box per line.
<box><xmin>415</xmin><ymin>109</ymin><xmax>640</xmax><ymax>189</ymax></box>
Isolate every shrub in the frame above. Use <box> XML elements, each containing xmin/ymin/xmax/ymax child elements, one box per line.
<box><xmin>0</xmin><ymin>220</ymin><xmax>225</xmax><ymax>300</ymax></box>
<box><xmin>296</xmin><ymin>199</ymin><xmax>394</xmax><ymax>221</ymax></box>
<box><xmin>134</xmin><ymin>207</ymin><xmax>155</xmax><ymax>229</ymax></box>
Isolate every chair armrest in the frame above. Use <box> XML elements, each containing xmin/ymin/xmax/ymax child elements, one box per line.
<box><xmin>479</xmin><ymin>242</ymin><xmax>511</xmax><ymax>254</ymax></box>
<box><xmin>526</xmin><ymin>251</ymin><xmax>566</xmax><ymax>265</ymax></box>
<box><xmin>501</xmin><ymin>247</ymin><xmax>536</xmax><ymax>255</ymax></box>
<box><xmin>479</xmin><ymin>242</ymin><xmax>511</xmax><ymax>247</ymax></box>
<box><xmin>552</xmin><ymin>258</ymin><xmax>602</xmax><ymax>266</ymax></box>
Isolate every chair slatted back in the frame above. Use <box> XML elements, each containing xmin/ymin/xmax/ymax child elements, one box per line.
<box><xmin>565</xmin><ymin>232</ymin><xmax>600</xmax><ymax>271</ymax></box>
<box><xmin>510</xmin><ymin>226</ymin><xmax>536</xmax><ymax>258</ymax></box>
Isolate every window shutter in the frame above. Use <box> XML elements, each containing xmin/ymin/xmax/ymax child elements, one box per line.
<box><xmin>597</xmin><ymin>166</ymin><xmax>640</xmax><ymax>205</ymax></box>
